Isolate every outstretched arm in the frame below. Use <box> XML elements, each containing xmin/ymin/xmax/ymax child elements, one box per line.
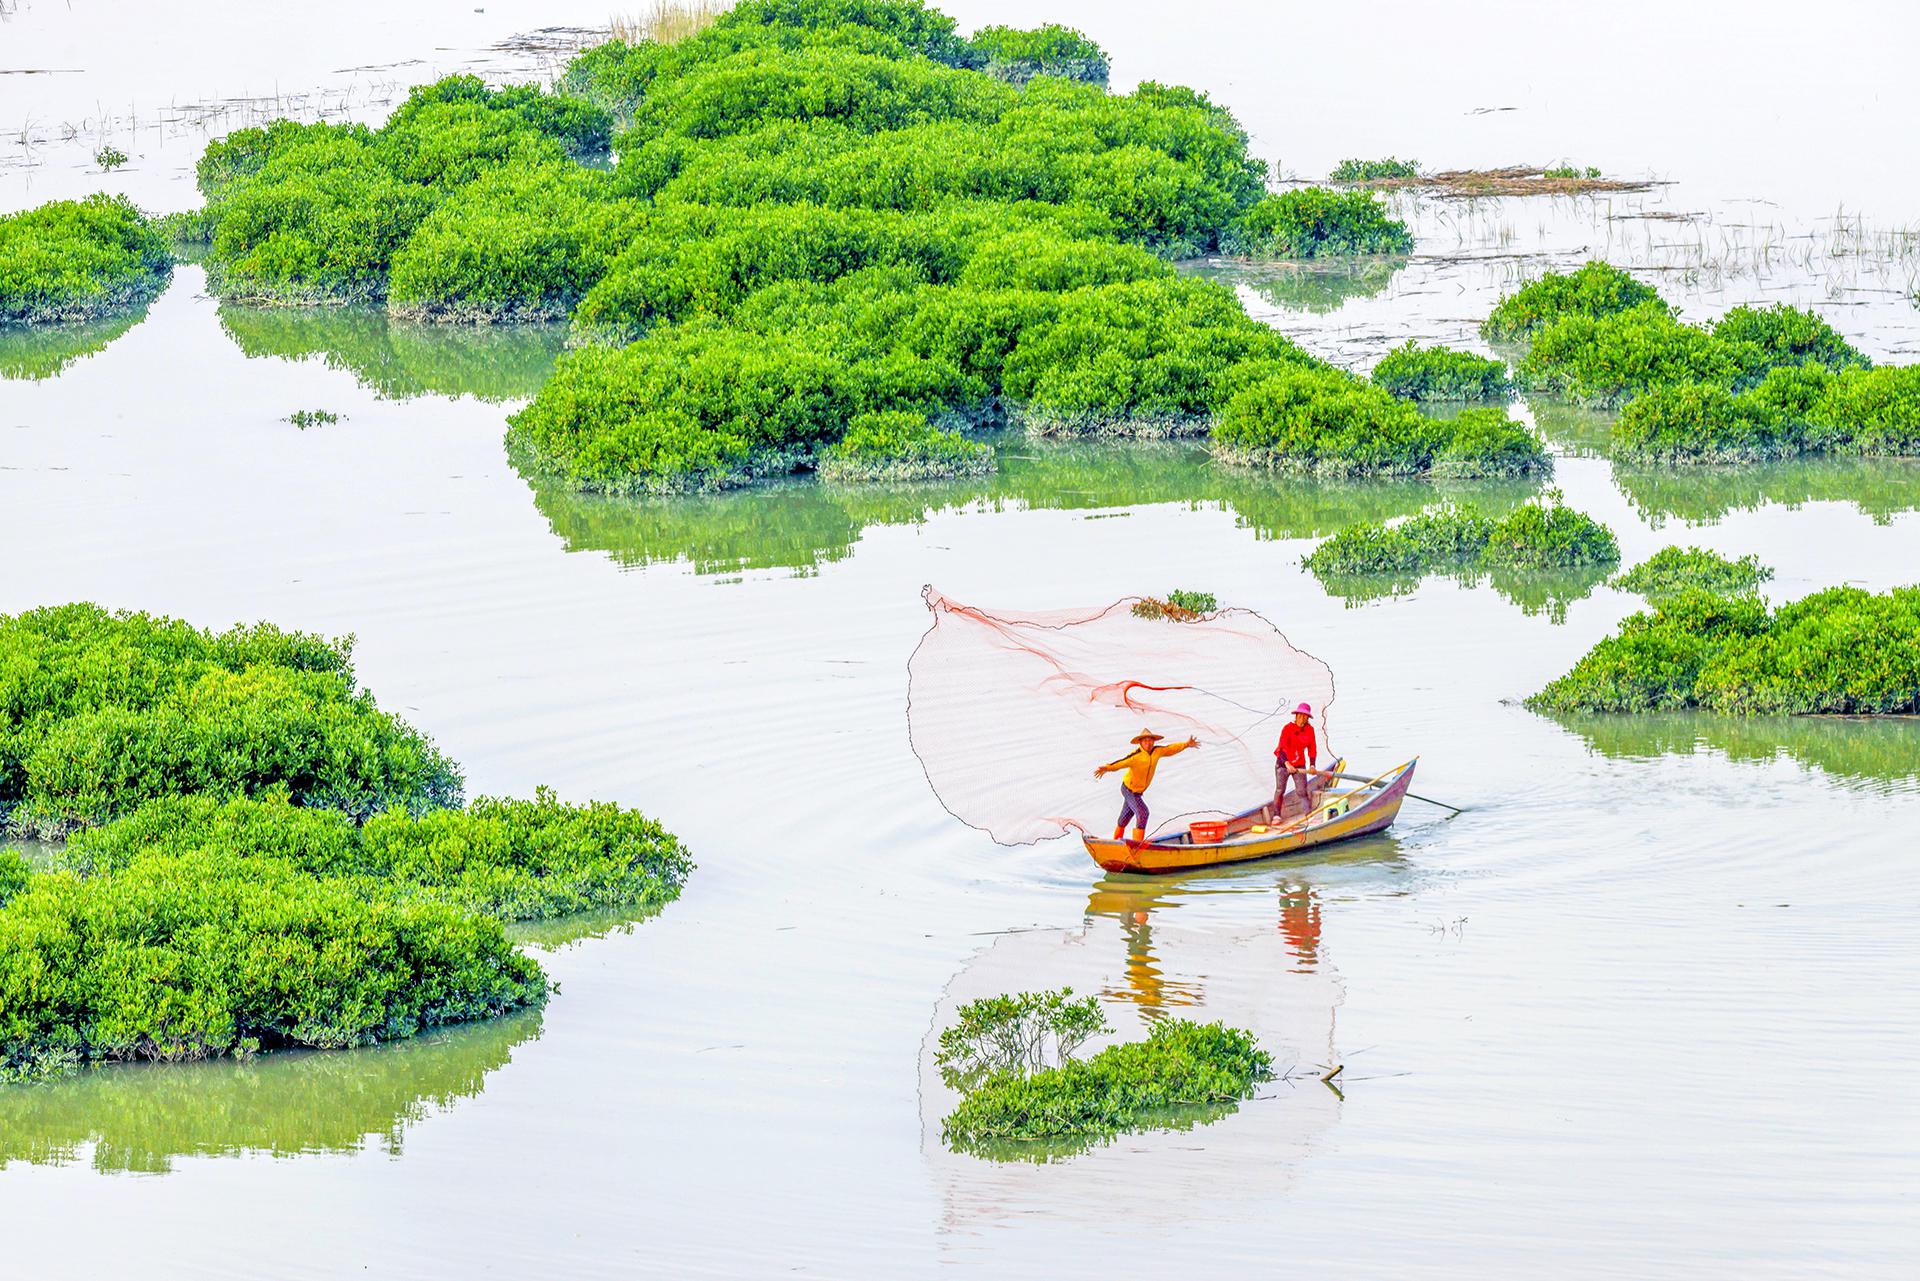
<box><xmin>1157</xmin><ymin>737</ymin><xmax>1200</xmax><ymax>758</ymax></box>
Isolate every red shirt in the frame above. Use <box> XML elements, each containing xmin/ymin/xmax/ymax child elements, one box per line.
<box><xmin>1276</xmin><ymin>722</ymin><xmax>1316</xmax><ymax>768</ymax></box>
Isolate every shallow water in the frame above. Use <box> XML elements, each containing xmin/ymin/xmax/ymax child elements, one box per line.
<box><xmin>5</xmin><ymin>4</ymin><xmax>1920</xmax><ymax>1278</ymax></box>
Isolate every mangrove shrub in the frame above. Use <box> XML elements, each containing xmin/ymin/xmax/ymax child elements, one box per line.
<box><xmin>1530</xmin><ymin>585</ymin><xmax>1920</xmax><ymax>715</ymax></box>
<box><xmin>0</xmin><ymin>195</ymin><xmax>173</xmax><ymax>324</ymax></box>
<box><xmin>1612</xmin><ymin>365</ymin><xmax>1920</xmax><ymax>464</ymax></box>
<box><xmin>1224</xmin><ymin>187</ymin><xmax>1414</xmax><ymax>258</ymax></box>
<box><xmin>1213</xmin><ymin>371</ymin><xmax>1549</xmax><ymax>477</ymax></box>
<box><xmin>967</xmin><ymin>24</ymin><xmax>1108</xmax><ymax>85</ymax></box>
<box><xmin>0</xmin><ymin>604</ymin><xmax>461</xmax><ymax>837</ymax></box>
<box><xmin>62</xmin><ymin>788</ymin><xmax>693</xmax><ymax>923</ymax></box>
<box><xmin>1371</xmin><ymin>340</ymin><xmax>1513</xmax><ymax>401</ymax></box>
<box><xmin>1303</xmin><ymin>491</ymin><xmax>1619</xmax><ymax>577</ymax></box>
<box><xmin>0</xmin><ymin>847</ymin><xmax>547</xmax><ymax>1085</ymax></box>
<box><xmin>1611</xmin><ymin>547</ymin><xmax>1773</xmax><ymax>601</ymax></box>
<box><xmin>943</xmin><ymin>1017</ymin><xmax>1273</xmax><ymax>1151</ymax></box>
<box><xmin>1481</xmin><ymin>261</ymin><xmax>1668</xmax><ymax>344</ymax></box>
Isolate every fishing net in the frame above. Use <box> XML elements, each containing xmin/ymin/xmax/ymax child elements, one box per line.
<box><xmin>907</xmin><ymin>588</ymin><xmax>1336</xmax><ymax>845</ymax></box>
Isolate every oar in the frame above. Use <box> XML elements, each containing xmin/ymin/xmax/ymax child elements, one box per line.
<box><xmin>1314</xmin><ymin>769</ymin><xmax>1466</xmax><ymax>815</ymax></box>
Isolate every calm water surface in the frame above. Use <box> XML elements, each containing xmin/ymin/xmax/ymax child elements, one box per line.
<box><xmin>3</xmin><ymin>3</ymin><xmax>1919</xmax><ymax>1277</ymax></box>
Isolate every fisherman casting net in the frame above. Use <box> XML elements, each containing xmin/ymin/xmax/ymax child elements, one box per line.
<box><xmin>907</xmin><ymin>588</ymin><xmax>1336</xmax><ymax>845</ymax></box>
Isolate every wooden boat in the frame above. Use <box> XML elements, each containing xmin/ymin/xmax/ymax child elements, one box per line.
<box><xmin>1082</xmin><ymin>758</ymin><xmax>1417</xmax><ymax>875</ymax></box>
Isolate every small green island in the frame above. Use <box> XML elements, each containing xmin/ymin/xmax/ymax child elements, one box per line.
<box><xmin>2</xmin><ymin>0</ymin><xmax>1563</xmax><ymax>493</ymax></box>
<box><xmin>1302</xmin><ymin>490</ymin><xmax>1620</xmax><ymax>619</ymax></box>
<box><xmin>0</xmin><ymin>195</ymin><xmax>173</xmax><ymax>325</ymax></box>
<box><xmin>934</xmin><ymin>988</ymin><xmax>1273</xmax><ymax>1160</ymax></box>
<box><xmin>1482</xmin><ymin>261</ymin><xmax>1918</xmax><ymax>464</ymax></box>
<box><xmin>0</xmin><ymin>604</ymin><xmax>690</xmax><ymax>1086</ymax></box>
<box><xmin>1530</xmin><ymin>550</ymin><xmax>1920</xmax><ymax>715</ymax></box>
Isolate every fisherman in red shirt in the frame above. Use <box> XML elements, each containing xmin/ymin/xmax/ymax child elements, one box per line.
<box><xmin>1274</xmin><ymin>701</ymin><xmax>1320</xmax><ymax>817</ymax></box>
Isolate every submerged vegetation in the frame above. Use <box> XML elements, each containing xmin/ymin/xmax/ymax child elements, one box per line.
<box><xmin>1371</xmin><ymin>341</ymin><xmax>1512</xmax><ymax>401</ymax></box>
<box><xmin>1529</xmin><ymin>585</ymin><xmax>1920</xmax><ymax>715</ymax></box>
<box><xmin>1611</xmin><ymin>547</ymin><xmax>1773</xmax><ymax>601</ymax></box>
<box><xmin>0</xmin><ymin>195</ymin><xmax>173</xmax><ymax>324</ymax></box>
<box><xmin>1332</xmin><ymin>164</ymin><xmax>1653</xmax><ymax>197</ymax></box>
<box><xmin>0</xmin><ymin>604</ymin><xmax>690</xmax><ymax>1085</ymax></box>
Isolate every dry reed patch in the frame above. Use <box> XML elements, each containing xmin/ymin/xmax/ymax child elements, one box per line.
<box><xmin>608</xmin><ymin>0</ymin><xmax>734</xmax><ymax>45</ymax></box>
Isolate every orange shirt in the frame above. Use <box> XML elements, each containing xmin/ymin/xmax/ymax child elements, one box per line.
<box><xmin>1106</xmin><ymin>740</ymin><xmax>1191</xmax><ymax>792</ymax></box>
<box><xmin>1276</xmin><ymin>722</ymin><xmax>1317</xmax><ymax>768</ymax></box>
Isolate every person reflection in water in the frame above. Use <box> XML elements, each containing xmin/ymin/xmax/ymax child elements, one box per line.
<box><xmin>1095</xmin><ymin>728</ymin><xmax>1198</xmax><ymax>844</ymax></box>
<box><xmin>1279</xmin><ymin>883</ymin><xmax>1322</xmax><ymax>972</ymax></box>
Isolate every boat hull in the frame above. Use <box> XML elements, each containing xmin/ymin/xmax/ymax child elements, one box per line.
<box><xmin>1082</xmin><ymin>759</ymin><xmax>1416</xmax><ymax>874</ymax></box>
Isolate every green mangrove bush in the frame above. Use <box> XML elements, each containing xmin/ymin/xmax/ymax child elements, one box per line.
<box><xmin>1612</xmin><ymin>365</ymin><xmax>1920</xmax><ymax>464</ymax></box>
<box><xmin>62</xmin><ymin>787</ymin><xmax>693</xmax><ymax>923</ymax></box>
<box><xmin>1212</xmin><ymin>373</ymin><xmax>1549</xmax><ymax>477</ymax></box>
<box><xmin>194</xmin><ymin>0</ymin><xmax>1519</xmax><ymax>490</ymax></box>
<box><xmin>0</xmin><ymin>603</ymin><xmax>694</xmax><ymax>1086</ymax></box>
<box><xmin>1611</xmin><ymin>547</ymin><xmax>1773</xmax><ymax>601</ymax></box>
<box><xmin>1481</xmin><ymin>261</ymin><xmax>1668</xmax><ymax>344</ymax></box>
<box><xmin>1224</xmin><ymin>187</ymin><xmax>1414</xmax><ymax>258</ymax></box>
<box><xmin>943</xmin><ymin>1018</ymin><xmax>1273</xmax><ymax>1153</ymax></box>
<box><xmin>1514</xmin><ymin>303</ymin><xmax>1733</xmax><ymax>408</ymax></box>
<box><xmin>1529</xmin><ymin>585</ymin><xmax>1920</xmax><ymax>715</ymax></box>
<box><xmin>816</xmin><ymin>411</ymin><xmax>993</xmax><ymax>482</ymax></box>
<box><xmin>201</xmin><ymin>78</ymin><xmax>615</xmax><ymax>305</ymax></box>
<box><xmin>388</xmin><ymin>161</ymin><xmax>649</xmax><ymax>321</ymax></box>
<box><xmin>1371</xmin><ymin>340</ymin><xmax>1513</xmax><ymax>401</ymax></box>
<box><xmin>0</xmin><ymin>195</ymin><xmax>173</xmax><ymax>324</ymax></box>
<box><xmin>1304</xmin><ymin>490</ymin><xmax>1619</xmax><ymax>576</ymax></box>
<box><xmin>0</xmin><ymin>603</ymin><xmax>461</xmax><ymax>837</ymax></box>
<box><xmin>935</xmin><ymin>988</ymin><xmax>1108</xmax><ymax>1091</ymax></box>
<box><xmin>967</xmin><ymin>24</ymin><xmax>1108</xmax><ymax>85</ymax></box>
<box><xmin>1491</xmin><ymin>265</ymin><xmax>1886</xmax><ymax>429</ymax></box>
<box><xmin>0</xmin><ymin>847</ymin><xmax>547</xmax><ymax>1085</ymax></box>
<box><xmin>1329</xmin><ymin>157</ymin><xmax>1419</xmax><ymax>182</ymax></box>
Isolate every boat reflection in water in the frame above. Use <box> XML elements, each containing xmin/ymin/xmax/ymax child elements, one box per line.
<box><xmin>921</xmin><ymin>839</ymin><xmax>1403</xmax><ymax>1240</ymax></box>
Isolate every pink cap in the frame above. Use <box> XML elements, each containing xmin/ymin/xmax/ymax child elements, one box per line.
<box><xmin>1293</xmin><ymin>702</ymin><xmax>1313</xmax><ymax>716</ymax></box>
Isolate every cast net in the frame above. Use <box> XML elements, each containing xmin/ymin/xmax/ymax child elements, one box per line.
<box><xmin>907</xmin><ymin>587</ymin><xmax>1336</xmax><ymax>845</ymax></box>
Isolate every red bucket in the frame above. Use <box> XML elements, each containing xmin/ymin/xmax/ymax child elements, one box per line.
<box><xmin>1188</xmin><ymin>819</ymin><xmax>1228</xmax><ymax>844</ymax></box>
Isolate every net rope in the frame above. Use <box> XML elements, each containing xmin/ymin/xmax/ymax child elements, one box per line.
<box><xmin>907</xmin><ymin>587</ymin><xmax>1336</xmax><ymax>845</ymax></box>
